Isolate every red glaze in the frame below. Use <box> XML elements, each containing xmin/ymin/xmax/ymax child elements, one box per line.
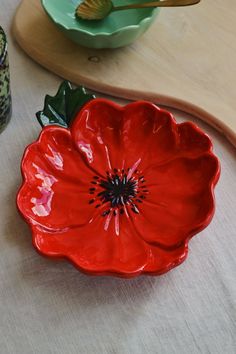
<box><xmin>17</xmin><ymin>99</ymin><xmax>220</xmax><ymax>278</ymax></box>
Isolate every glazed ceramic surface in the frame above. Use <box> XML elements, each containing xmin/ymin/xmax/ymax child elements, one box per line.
<box><xmin>17</xmin><ymin>97</ymin><xmax>220</xmax><ymax>278</ymax></box>
<box><xmin>0</xmin><ymin>26</ymin><xmax>11</xmax><ymax>132</ymax></box>
<box><xmin>41</xmin><ymin>0</ymin><xmax>159</xmax><ymax>48</ymax></box>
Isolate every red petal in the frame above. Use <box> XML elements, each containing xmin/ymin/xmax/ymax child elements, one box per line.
<box><xmin>121</xmin><ymin>106</ymin><xmax>213</xmax><ymax>171</ymax></box>
<box><xmin>72</xmin><ymin>100</ymin><xmax>213</xmax><ymax>177</ymax></box>
<box><xmin>18</xmin><ymin>127</ymin><xmax>96</xmax><ymax>229</ymax></box>
<box><xmin>33</xmin><ymin>126</ymin><xmax>94</xmax><ymax>183</ymax></box>
<box><xmin>71</xmin><ymin>100</ymin><xmax>179</xmax><ymax>174</ymax></box>
<box><xmin>121</xmin><ymin>102</ymin><xmax>177</xmax><ymax>169</ymax></box>
<box><xmin>131</xmin><ymin>154</ymin><xmax>219</xmax><ymax>248</ymax></box>
<box><xmin>71</xmin><ymin>100</ymin><xmax>123</xmax><ymax>175</ymax></box>
<box><xmin>32</xmin><ymin>214</ymin><xmax>149</xmax><ymax>275</ymax></box>
<box><xmin>177</xmin><ymin>122</ymin><xmax>212</xmax><ymax>157</ymax></box>
<box><xmin>143</xmin><ymin>242</ymin><xmax>188</xmax><ymax>274</ymax></box>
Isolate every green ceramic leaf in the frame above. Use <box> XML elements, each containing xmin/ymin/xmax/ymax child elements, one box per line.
<box><xmin>36</xmin><ymin>81</ymin><xmax>95</xmax><ymax>128</ymax></box>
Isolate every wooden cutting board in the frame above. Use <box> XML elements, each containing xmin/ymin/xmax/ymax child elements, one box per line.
<box><xmin>12</xmin><ymin>0</ymin><xmax>236</xmax><ymax>147</ymax></box>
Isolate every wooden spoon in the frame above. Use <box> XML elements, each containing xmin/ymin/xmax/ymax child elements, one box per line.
<box><xmin>76</xmin><ymin>0</ymin><xmax>200</xmax><ymax>20</ymax></box>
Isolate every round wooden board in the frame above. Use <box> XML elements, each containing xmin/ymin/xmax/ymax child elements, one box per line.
<box><xmin>12</xmin><ymin>0</ymin><xmax>236</xmax><ymax>147</ymax></box>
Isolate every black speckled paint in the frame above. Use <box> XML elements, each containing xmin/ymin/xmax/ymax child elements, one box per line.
<box><xmin>0</xmin><ymin>26</ymin><xmax>11</xmax><ymax>132</ymax></box>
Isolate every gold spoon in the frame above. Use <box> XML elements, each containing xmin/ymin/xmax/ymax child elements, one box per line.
<box><xmin>75</xmin><ymin>0</ymin><xmax>200</xmax><ymax>20</ymax></box>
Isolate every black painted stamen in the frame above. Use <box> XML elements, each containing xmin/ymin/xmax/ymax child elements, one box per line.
<box><xmin>131</xmin><ymin>203</ymin><xmax>139</xmax><ymax>214</ymax></box>
<box><xmin>102</xmin><ymin>210</ymin><xmax>110</xmax><ymax>216</ymax></box>
<box><xmin>88</xmin><ymin>168</ymin><xmax>148</xmax><ymax>217</ymax></box>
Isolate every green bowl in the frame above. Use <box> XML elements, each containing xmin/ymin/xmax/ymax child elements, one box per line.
<box><xmin>41</xmin><ymin>0</ymin><xmax>159</xmax><ymax>49</ymax></box>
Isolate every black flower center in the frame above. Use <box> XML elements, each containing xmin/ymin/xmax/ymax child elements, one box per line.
<box><xmin>99</xmin><ymin>174</ymin><xmax>137</xmax><ymax>207</ymax></box>
<box><xmin>88</xmin><ymin>167</ymin><xmax>148</xmax><ymax>217</ymax></box>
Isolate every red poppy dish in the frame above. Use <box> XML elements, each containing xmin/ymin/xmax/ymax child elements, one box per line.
<box><xmin>17</xmin><ymin>99</ymin><xmax>220</xmax><ymax>278</ymax></box>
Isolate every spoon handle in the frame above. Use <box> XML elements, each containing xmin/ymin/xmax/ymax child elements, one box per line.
<box><xmin>114</xmin><ymin>0</ymin><xmax>200</xmax><ymax>11</ymax></box>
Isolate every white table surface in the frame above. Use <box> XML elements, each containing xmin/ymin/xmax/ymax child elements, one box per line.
<box><xmin>0</xmin><ymin>1</ymin><xmax>236</xmax><ymax>353</ymax></box>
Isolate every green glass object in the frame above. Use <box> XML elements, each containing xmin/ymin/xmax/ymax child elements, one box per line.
<box><xmin>0</xmin><ymin>26</ymin><xmax>11</xmax><ymax>132</ymax></box>
<box><xmin>41</xmin><ymin>0</ymin><xmax>159</xmax><ymax>48</ymax></box>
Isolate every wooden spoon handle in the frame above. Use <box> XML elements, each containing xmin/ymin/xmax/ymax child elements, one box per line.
<box><xmin>114</xmin><ymin>0</ymin><xmax>200</xmax><ymax>11</ymax></box>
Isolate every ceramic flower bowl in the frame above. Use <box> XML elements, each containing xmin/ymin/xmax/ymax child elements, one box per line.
<box><xmin>41</xmin><ymin>0</ymin><xmax>159</xmax><ymax>48</ymax></box>
<box><xmin>17</xmin><ymin>82</ymin><xmax>220</xmax><ymax>278</ymax></box>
